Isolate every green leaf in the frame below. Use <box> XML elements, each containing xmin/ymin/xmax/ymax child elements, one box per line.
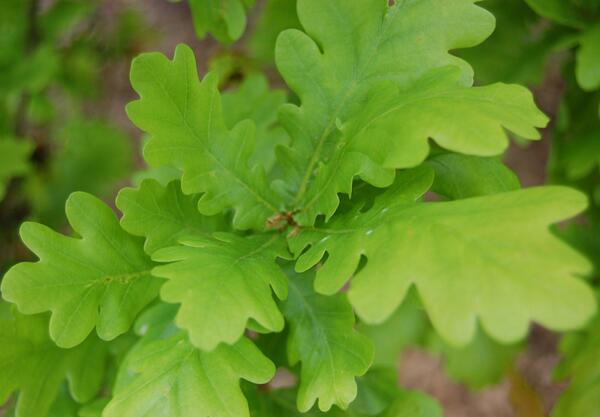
<box><xmin>359</xmin><ymin>290</ymin><xmax>429</xmax><ymax>368</ymax></box>
<box><xmin>458</xmin><ymin>0</ymin><xmax>559</xmax><ymax>85</ymax></box>
<box><xmin>78</xmin><ymin>397</ymin><xmax>109</xmax><ymax>417</ymax></box>
<box><xmin>0</xmin><ymin>0</ymin><xmax>28</xmax><ymax>67</ymax></box>
<box><xmin>188</xmin><ymin>0</ymin><xmax>255</xmax><ymax>42</ymax></box>
<box><xmin>246</xmin><ymin>367</ymin><xmax>441</xmax><ymax>417</ymax></box>
<box><xmin>351</xmin><ymin>367</ymin><xmax>441</xmax><ymax>417</ymax></box>
<box><xmin>576</xmin><ymin>24</ymin><xmax>600</xmax><ymax>91</ymax></box>
<box><xmin>553</xmin><ymin>307</ymin><xmax>600</xmax><ymax>417</ymax></box>
<box><xmin>427</xmin><ymin>153</ymin><xmax>520</xmax><ymax>199</ymax></box>
<box><xmin>524</xmin><ymin>0</ymin><xmax>587</xmax><ymax>28</ymax></box>
<box><xmin>291</xmin><ymin>167</ymin><xmax>595</xmax><ymax>345</ymax></box>
<box><xmin>104</xmin><ymin>318</ymin><xmax>274</xmax><ymax>417</ymax></box>
<box><xmin>247</xmin><ymin>387</ymin><xmax>321</xmax><ymax>416</ymax></box>
<box><xmin>560</xmin><ymin>223</ymin><xmax>600</xmax><ymax>277</ymax></box>
<box><xmin>31</xmin><ymin>119</ymin><xmax>132</xmax><ymax>226</ymax></box>
<box><xmin>10</xmin><ymin>45</ymin><xmax>60</xmax><ymax>94</ymax></box>
<box><xmin>0</xmin><ymin>136</ymin><xmax>32</xmax><ymax>201</ymax></box>
<box><xmin>428</xmin><ymin>327</ymin><xmax>521</xmax><ymax>389</ymax></box>
<box><xmin>561</xmin><ymin>129</ymin><xmax>600</xmax><ymax>181</ymax></box>
<box><xmin>221</xmin><ymin>73</ymin><xmax>289</xmax><ymax>171</ymax></box>
<box><xmin>46</xmin><ymin>386</ymin><xmax>79</xmax><ymax>417</ymax></box>
<box><xmin>248</xmin><ymin>0</ymin><xmax>300</xmax><ymax>65</ymax></box>
<box><xmin>1</xmin><ymin>192</ymin><xmax>162</xmax><ymax>348</ymax></box>
<box><xmin>275</xmin><ymin>0</ymin><xmax>547</xmax><ymax>225</ymax></box>
<box><xmin>282</xmin><ymin>272</ymin><xmax>373</xmax><ymax>412</ymax></box>
<box><xmin>0</xmin><ymin>302</ymin><xmax>108</xmax><ymax>417</ymax></box>
<box><xmin>549</xmin><ymin>74</ymin><xmax>600</xmax><ymax>182</ymax></box>
<box><xmin>117</xmin><ymin>179</ymin><xmax>226</xmax><ymax>253</ymax></box>
<box><xmin>151</xmin><ymin>232</ymin><xmax>289</xmax><ymax>350</ymax></box>
<box><xmin>128</xmin><ymin>44</ymin><xmax>282</xmax><ymax>230</ymax></box>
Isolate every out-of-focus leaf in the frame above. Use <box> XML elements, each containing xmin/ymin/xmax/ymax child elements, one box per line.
<box><xmin>248</xmin><ymin>0</ymin><xmax>300</xmax><ymax>65</ymax></box>
<box><xmin>188</xmin><ymin>0</ymin><xmax>256</xmax><ymax>43</ymax></box>
<box><xmin>0</xmin><ymin>136</ymin><xmax>32</xmax><ymax>201</ymax></box>
<box><xmin>428</xmin><ymin>327</ymin><xmax>522</xmax><ymax>389</ymax></box>
<box><xmin>576</xmin><ymin>24</ymin><xmax>600</xmax><ymax>91</ymax></box>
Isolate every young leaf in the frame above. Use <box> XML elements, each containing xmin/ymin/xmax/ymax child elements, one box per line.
<box><xmin>0</xmin><ymin>303</ymin><xmax>107</xmax><ymax>417</ymax></box>
<box><xmin>105</xmin><ymin>331</ymin><xmax>274</xmax><ymax>417</ymax></box>
<box><xmin>291</xmin><ymin>167</ymin><xmax>596</xmax><ymax>346</ymax></box>
<box><xmin>576</xmin><ymin>24</ymin><xmax>600</xmax><ymax>91</ymax></box>
<box><xmin>151</xmin><ymin>232</ymin><xmax>289</xmax><ymax>351</ymax></box>
<box><xmin>283</xmin><ymin>272</ymin><xmax>374</xmax><ymax>412</ymax></box>
<box><xmin>128</xmin><ymin>44</ymin><xmax>282</xmax><ymax>230</ymax></box>
<box><xmin>117</xmin><ymin>179</ymin><xmax>226</xmax><ymax>253</ymax></box>
<box><xmin>0</xmin><ymin>136</ymin><xmax>32</xmax><ymax>201</ymax></box>
<box><xmin>276</xmin><ymin>0</ymin><xmax>547</xmax><ymax>225</ymax></box>
<box><xmin>1</xmin><ymin>192</ymin><xmax>162</xmax><ymax>348</ymax></box>
<box><xmin>188</xmin><ymin>0</ymin><xmax>255</xmax><ymax>43</ymax></box>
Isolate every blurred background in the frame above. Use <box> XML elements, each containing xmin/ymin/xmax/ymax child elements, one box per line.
<box><xmin>1</xmin><ymin>1</ymin><xmax>599</xmax><ymax>416</ymax></box>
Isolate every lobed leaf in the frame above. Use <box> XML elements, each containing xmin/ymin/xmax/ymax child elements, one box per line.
<box><xmin>221</xmin><ymin>73</ymin><xmax>289</xmax><ymax>172</ymax></box>
<box><xmin>117</xmin><ymin>179</ymin><xmax>227</xmax><ymax>254</ymax></box>
<box><xmin>152</xmin><ymin>232</ymin><xmax>289</xmax><ymax>351</ymax></box>
<box><xmin>128</xmin><ymin>44</ymin><xmax>282</xmax><ymax>230</ymax></box>
<box><xmin>282</xmin><ymin>272</ymin><xmax>373</xmax><ymax>412</ymax></box>
<box><xmin>105</xmin><ymin>304</ymin><xmax>274</xmax><ymax>417</ymax></box>
<box><xmin>291</xmin><ymin>167</ymin><xmax>596</xmax><ymax>345</ymax></box>
<box><xmin>275</xmin><ymin>0</ymin><xmax>547</xmax><ymax>225</ymax></box>
<box><xmin>0</xmin><ymin>303</ymin><xmax>107</xmax><ymax>417</ymax></box>
<box><xmin>2</xmin><ymin>192</ymin><xmax>162</xmax><ymax>348</ymax></box>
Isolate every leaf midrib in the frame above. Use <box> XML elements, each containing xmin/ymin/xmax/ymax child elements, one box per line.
<box><xmin>138</xmin><ymin>58</ymin><xmax>280</xmax><ymax>216</ymax></box>
<box><xmin>290</xmin><ymin>5</ymin><xmax>388</xmax><ymax>210</ymax></box>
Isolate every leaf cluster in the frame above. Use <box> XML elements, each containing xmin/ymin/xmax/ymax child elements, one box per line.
<box><xmin>1</xmin><ymin>1</ymin><xmax>599</xmax><ymax>416</ymax></box>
